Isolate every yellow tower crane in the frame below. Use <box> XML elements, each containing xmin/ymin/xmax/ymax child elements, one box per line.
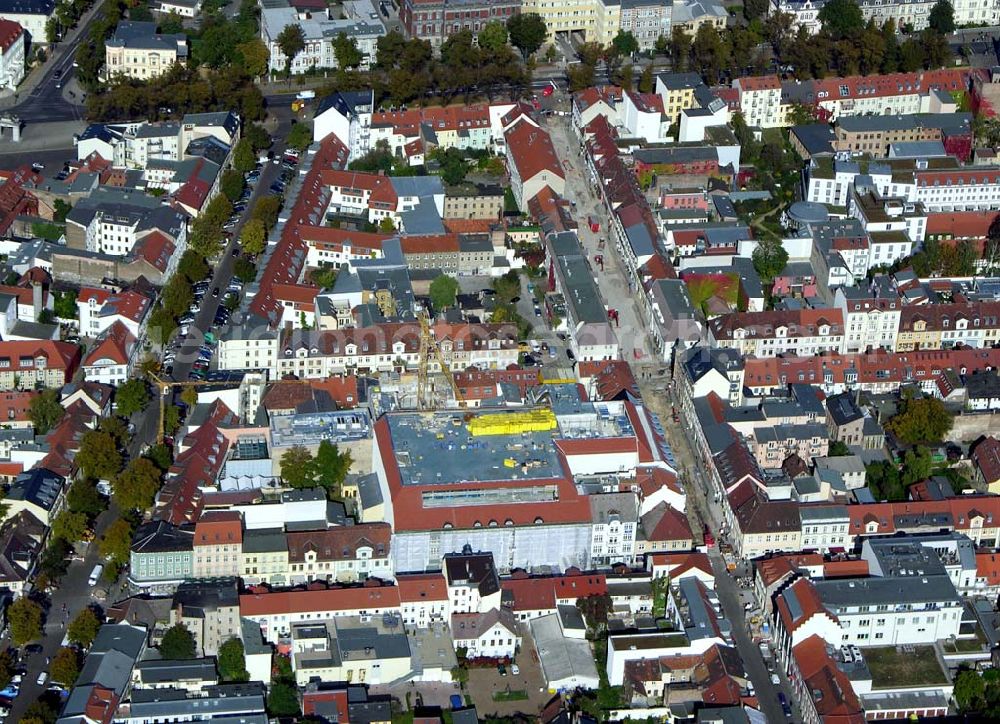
<box><xmin>417</xmin><ymin>312</ymin><xmax>465</xmax><ymax>410</ymax></box>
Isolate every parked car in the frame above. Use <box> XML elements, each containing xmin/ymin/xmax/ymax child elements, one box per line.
<box><xmin>36</xmin><ymin>672</ymin><xmax>47</xmax><ymax>686</ymax></box>
<box><xmin>778</xmin><ymin>692</ymin><xmax>792</xmax><ymax>717</ymax></box>
<box><xmin>511</xmin><ymin>664</ymin><xmax>520</xmax><ymax>675</ymax></box>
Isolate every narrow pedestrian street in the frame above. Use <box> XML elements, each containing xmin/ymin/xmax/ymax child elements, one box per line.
<box><xmin>541</xmin><ymin>105</ymin><xmax>795</xmax><ymax>723</ymax></box>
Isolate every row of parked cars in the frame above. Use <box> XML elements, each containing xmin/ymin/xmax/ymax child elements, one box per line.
<box><xmin>161</xmin><ymin>278</ymin><xmax>242</xmax><ymax>378</ymax></box>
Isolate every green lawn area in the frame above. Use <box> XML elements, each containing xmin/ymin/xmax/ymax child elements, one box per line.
<box><xmin>685</xmin><ymin>273</ymin><xmax>742</xmax><ymax>315</ymax></box>
<box><xmin>492</xmin><ymin>689</ymin><xmax>528</xmax><ymax>702</ymax></box>
<box><xmin>864</xmin><ymin>646</ymin><xmax>948</xmax><ymax>688</ymax></box>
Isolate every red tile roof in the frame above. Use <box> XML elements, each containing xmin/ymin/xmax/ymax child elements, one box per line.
<box><xmin>83</xmin><ymin>320</ymin><xmax>136</xmax><ymax>367</ymax></box>
<box><xmin>397</xmin><ymin>572</ymin><xmax>448</xmax><ymax>602</ymax></box>
<box><xmin>926</xmin><ymin>210</ymin><xmax>995</xmax><ymax>239</ymax></box>
<box><xmin>973</xmin><ymin>436</ymin><xmax>1000</xmax><ymax>484</ymax></box>
<box><xmin>776</xmin><ymin>578</ymin><xmax>834</xmax><ymax>633</ymax></box>
<box><xmin>505</xmin><ymin>119</ymin><xmax>564</xmax><ymax>186</ymax></box>
<box><xmin>744</xmin><ymin>348</ymin><xmax>1000</xmax><ymax>391</ymax></box>
<box><xmin>194</xmin><ymin>510</ymin><xmax>243</xmax><ymax>546</ymax></box>
<box><xmin>0</xmin><ymin>19</ymin><xmax>22</xmax><ymax>54</ymax></box>
<box><xmin>132</xmin><ymin>231</ymin><xmax>176</xmax><ymax>273</ymax></box>
<box><xmin>0</xmin><ymin>390</ymin><xmax>41</xmax><ymax>424</ymax></box>
<box><xmin>737</xmin><ymin>75</ymin><xmax>781</xmax><ymax>92</ymax></box>
<box><xmin>239</xmin><ymin>584</ymin><xmax>402</xmax><ymax>616</ymax></box>
<box><xmin>791</xmin><ymin>635</ymin><xmax>865</xmax><ymax>724</ymax></box>
<box><xmin>0</xmin><ymin>340</ymin><xmax>79</xmax><ymax>376</ymax></box>
<box><xmin>501</xmin><ymin>572</ymin><xmax>607</xmax><ymax>612</ymax></box>
<box><xmin>286</xmin><ymin>523</ymin><xmax>390</xmax><ymax>562</ymax></box>
<box><xmin>813</xmin><ymin>68</ymin><xmax>969</xmax><ymax>103</ymax></box>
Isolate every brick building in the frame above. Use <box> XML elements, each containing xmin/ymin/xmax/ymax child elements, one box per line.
<box><xmin>401</xmin><ymin>0</ymin><xmax>520</xmax><ymax>46</ymax></box>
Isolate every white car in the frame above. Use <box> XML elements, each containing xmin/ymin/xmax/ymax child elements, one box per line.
<box><xmin>36</xmin><ymin>672</ymin><xmax>47</xmax><ymax>686</ymax></box>
<box><xmin>771</xmin><ymin>673</ymin><xmax>780</xmax><ymax>685</ymax></box>
<box><xmin>511</xmin><ymin>664</ymin><xmax>520</xmax><ymax>675</ymax></box>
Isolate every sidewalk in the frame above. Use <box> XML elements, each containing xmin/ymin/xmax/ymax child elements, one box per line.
<box><xmin>0</xmin><ymin>0</ymin><xmax>106</xmax><ymax>109</ymax></box>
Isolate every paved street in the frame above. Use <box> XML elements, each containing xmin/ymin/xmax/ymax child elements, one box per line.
<box><xmin>167</xmin><ymin>117</ymin><xmax>293</xmax><ymax>382</ymax></box>
<box><xmin>542</xmin><ymin>108</ymin><xmax>795</xmax><ymax>721</ymax></box>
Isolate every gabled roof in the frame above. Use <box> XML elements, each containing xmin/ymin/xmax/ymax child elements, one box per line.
<box><xmin>83</xmin><ymin>320</ymin><xmax>136</xmax><ymax>367</ymax></box>
<box><xmin>504</xmin><ymin>119</ymin><xmax>564</xmax><ymax>185</ymax></box>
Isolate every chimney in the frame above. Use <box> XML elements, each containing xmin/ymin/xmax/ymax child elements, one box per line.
<box><xmin>32</xmin><ymin>282</ymin><xmax>41</xmax><ymax>320</ymax></box>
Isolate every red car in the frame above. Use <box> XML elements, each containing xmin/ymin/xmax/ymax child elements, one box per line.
<box><xmin>542</xmin><ymin>84</ymin><xmax>554</xmax><ymax>97</ymax></box>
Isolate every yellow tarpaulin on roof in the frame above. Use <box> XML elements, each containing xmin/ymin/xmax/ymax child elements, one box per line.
<box><xmin>467</xmin><ymin>409</ymin><xmax>558</xmax><ymax>436</ymax></box>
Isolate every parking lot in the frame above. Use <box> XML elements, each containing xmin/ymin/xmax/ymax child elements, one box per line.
<box><xmin>465</xmin><ymin>628</ymin><xmax>550</xmax><ymax>718</ymax></box>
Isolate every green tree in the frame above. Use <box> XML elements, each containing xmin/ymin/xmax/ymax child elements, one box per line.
<box><xmin>67</xmin><ymin>608</ymin><xmax>102</xmax><ymax>648</ymax></box>
<box><xmin>29</xmin><ymin>389</ymin><xmax>64</xmax><ymax>434</ymax></box>
<box><xmin>819</xmin><ymin>0</ymin><xmax>864</xmax><ymax>39</ymax></box>
<box><xmin>429</xmin><ymin>274</ymin><xmax>459</xmax><ymax>311</ymax></box>
<box><xmin>267</xmin><ymin>682</ymin><xmax>301</xmax><ymax>717</ymax></box>
<box><xmin>434</xmin><ymin>147</ymin><xmax>469</xmax><ymax>186</ymax></box>
<box><xmin>286</xmin><ymin>123</ymin><xmax>312</xmax><ymax>152</ymax></box>
<box><xmin>45</xmin><ymin>16</ymin><xmax>58</xmax><ymax>44</ymax></box>
<box><xmin>144</xmin><ymin>443</ymin><xmax>173</xmax><ymax>472</ymax></box>
<box><xmin>280</xmin><ymin>445</ymin><xmax>317</xmax><ymax>488</ymax></box>
<box><xmin>232</xmin><ymin>139</ymin><xmax>256</xmax><ymax>174</ymax></box>
<box><xmin>236</xmin><ymin>38</ymin><xmax>270</xmax><ymax>78</ymax></box>
<box><xmin>160</xmin><ymin>623</ymin><xmax>197</xmax><ymax>659</ymax></box>
<box><xmin>744</xmin><ymin>0</ymin><xmax>769</xmax><ymax>20</ymax></box>
<box><xmin>66</xmin><ymin>479</ymin><xmax>105</xmax><ymax>517</ymax></box>
<box><xmin>477</xmin><ymin>20</ymin><xmax>508</xmax><ymax>52</ymax></box>
<box><xmin>955</xmin><ymin>669</ymin><xmax>986</xmax><ymax>712</ymax></box>
<box><xmin>669</xmin><ymin>26</ymin><xmax>691</xmax><ymax>71</ymax></box>
<box><xmin>220</xmin><ymin>169</ymin><xmax>246</xmax><ymax>203</ymax></box>
<box><xmin>276</xmin><ymin>23</ymin><xmax>306</xmax><ymax>75</ymax></box>
<box><xmin>252</xmin><ymin>195</ymin><xmax>282</xmax><ymax>231</ymax></box>
<box><xmin>180</xmin><ymin>386</ymin><xmax>198</xmax><ymax>408</ymax></box>
<box><xmin>450</xmin><ymin>664</ymin><xmax>469</xmax><ymax>686</ymax></box>
<box><xmin>611</xmin><ymin>30</ymin><xmax>638</xmax><ymax>58</ymax></box>
<box><xmin>99</xmin><ymin>518</ymin><xmax>134</xmax><ymax>569</ymax></box>
<box><xmin>332</xmin><ymin>32</ymin><xmax>363</xmax><ymax>69</ymax></box>
<box><xmin>492</xmin><ymin>270</ymin><xmax>521</xmax><ymax>304</ymax></box>
<box><xmin>51</xmin><ymin>510</ymin><xmax>88</xmax><ymax>543</ymax></box>
<box><xmin>506</xmin><ymin>13</ymin><xmax>547</xmax><ymax>59</ymax></box>
<box><xmin>638</xmin><ymin>64</ymin><xmax>654</xmax><ymax>93</ymax></box>
<box><xmin>752</xmin><ymin>238</ymin><xmax>789</xmax><ymax>280</ymax></box>
<box><xmin>378</xmin><ymin>217</ymin><xmax>396</xmax><ymax>233</ymax></box>
<box><xmin>886</xmin><ymin>394</ymin><xmax>954</xmax><ymax>444</ymax></box>
<box><xmin>112</xmin><ymin>457</ymin><xmax>162</xmax><ymax>513</ymax></box>
<box><xmin>901</xmin><ymin>445</ymin><xmax>934</xmax><ymax>486</ymax></box>
<box><xmin>50</xmin><ymin>647</ymin><xmax>80</xmax><ymax>686</ymax></box>
<box><xmin>828</xmin><ymin>440</ymin><xmax>850</xmax><ymax>456</ymax></box>
<box><xmin>178</xmin><ymin>250</ymin><xmax>209</xmax><ymax>283</ymax></box>
<box><xmin>53</xmin><ymin>199</ymin><xmax>72</xmax><ymax>223</ymax></box>
<box><xmin>8</xmin><ymin>597</ymin><xmax>43</xmax><ymax>646</ymax></box>
<box><xmin>240</xmin><ymin>218</ymin><xmax>267</xmax><ymax>256</ymax></box>
<box><xmin>218</xmin><ymin>638</ymin><xmax>250</xmax><ymax>682</ymax></box>
<box><xmin>928</xmin><ymin>0</ymin><xmax>954</xmax><ymax>34</ymax></box>
<box><xmin>234</xmin><ymin>257</ymin><xmax>258</xmax><ymax>283</ymax></box>
<box><xmin>76</xmin><ymin>430</ymin><xmax>122</xmax><ymax>481</ymax></box>
<box><xmin>53</xmin><ymin>290</ymin><xmax>77</xmax><ymax>319</ymax></box>
<box><xmin>866</xmin><ymin>460</ymin><xmax>904</xmax><ymax>501</ymax></box>
<box><xmin>313</xmin><ymin>440</ymin><xmax>353</xmax><ymax>499</ymax></box>
<box><xmin>115</xmin><ymin>378</ymin><xmax>150</xmax><ymax>417</ymax></box>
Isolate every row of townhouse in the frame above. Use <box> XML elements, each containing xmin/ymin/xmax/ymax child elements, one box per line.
<box><xmin>734</xmin><ymin>68</ymin><xmax>970</xmax><ymax>128</ymax></box>
<box><xmin>312</xmin><ymin>89</ymin><xmax>530</xmax><ymax>164</ymax></box>
<box><xmin>806</xmin><ymin>155</ymin><xmax>1000</xmax><ymax>213</ymax></box>
<box><xmin>708</xmin><ymin>297</ymin><xmax>1000</xmax><ymax>357</ymax></box>
<box><xmin>129</xmin><ymin>510</ymin><xmax>394</xmax><ymax>592</ymax></box>
<box><xmin>219</xmin><ymin>321</ymin><xmax>521</xmax><ymax>378</ymax></box>
<box><xmin>774</xmin><ymin>0</ymin><xmax>1000</xmax><ymax>33</ymax></box>
<box><xmin>727</xmin><ymin>489</ymin><xmax>1000</xmax><ymax>559</ymax></box>
<box><xmin>742</xmin><ymin>346</ymin><xmax>1000</xmax><ymax>398</ymax></box>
